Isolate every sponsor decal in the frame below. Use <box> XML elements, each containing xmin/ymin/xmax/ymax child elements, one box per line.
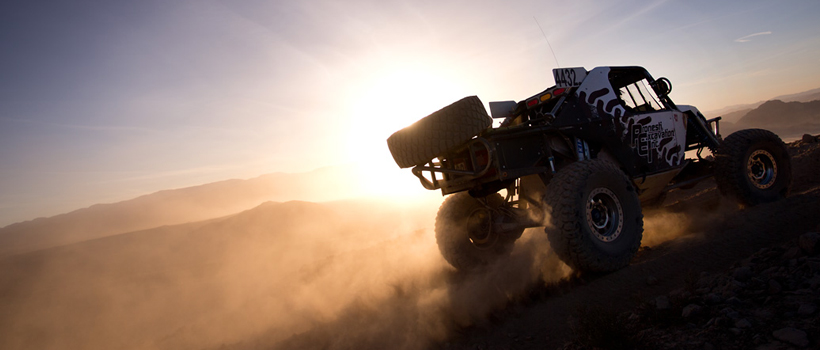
<box><xmin>631</xmin><ymin>121</ymin><xmax>676</xmax><ymax>164</ymax></box>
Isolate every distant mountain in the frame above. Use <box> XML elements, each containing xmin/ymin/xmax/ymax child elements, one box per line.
<box><xmin>773</xmin><ymin>87</ymin><xmax>820</xmax><ymax>103</ymax></box>
<box><xmin>0</xmin><ymin>166</ymin><xmax>365</xmax><ymax>257</ymax></box>
<box><xmin>721</xmin><ymin>99</ymin><xmax>820</xmax><ymax>139</ymax></box>
<box><xmin>738</xmin><ymin>100</ymin><xmax>820</xmax><ymax>126</ymax></box>
<box><xmin>704</xmin><ymin>86</ymin><xmax>820</xmax><ymax>122</ymax></box>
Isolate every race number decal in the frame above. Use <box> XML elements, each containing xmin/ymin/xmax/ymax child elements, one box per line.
<box><xmin>553</xmin><ymin>67</ymin><xmax>587</xmax><ymax>88</ymax></box>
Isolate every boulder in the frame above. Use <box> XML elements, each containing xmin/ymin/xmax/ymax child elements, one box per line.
<box><xmin>772</xmin><ymin>327</ymin><xmax>809</xmax><ymax>347</ymax></box>
<box><xmin>733</xmin><ymin>266</ymin><xmax>753</xmax><ymax>282</ymax></box>
<box><xmin>655</xmin><ymin>296</ymin><xmax>670</xmax><ymax>310</ymax></box>
<box><xmin>799</xmin><ymin>232</ymin><xmax>819</xmax><ymax>255</ymax></box>
<box><xmin>681</xmin><ymin>304</ymin><xmax>702</xmax><ymax>318</ymax></box>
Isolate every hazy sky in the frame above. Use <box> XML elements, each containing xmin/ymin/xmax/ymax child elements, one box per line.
<box><xmin>2</xmin><ymin>0</ymin><xmax>819</xmax><ymax>226</ymax></box>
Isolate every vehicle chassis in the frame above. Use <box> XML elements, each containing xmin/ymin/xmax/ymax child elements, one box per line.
<box><xmin>411</xmin><ymin>67</ymin><xmax>724</xmax><ymax>232</ymax></box>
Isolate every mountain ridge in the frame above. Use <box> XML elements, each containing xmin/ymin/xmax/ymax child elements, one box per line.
<box><xmin>704</xmin><ymin>86</ymin><xmax>820</xmax><ymax>120</ymax></box>
<box><xmin>720</xmin><ymin>99</ymin><xmax>820</xmax><ymax>139</ymax></box>
<box><xmin>0</xmin><ymin>166</ymin><xmax>364</xmax><ymax>257</ymax></box>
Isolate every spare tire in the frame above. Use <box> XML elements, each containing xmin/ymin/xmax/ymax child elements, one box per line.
<box><xmin>387</xmin><ymin>96</ymin><xmax>492</xmax><ymax>168</ymax></box>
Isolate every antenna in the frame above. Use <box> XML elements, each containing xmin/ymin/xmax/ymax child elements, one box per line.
<box><xmin>534</xmin><ymin>17</ymin><xmax>560</xmax><ymax>68</ymax></box>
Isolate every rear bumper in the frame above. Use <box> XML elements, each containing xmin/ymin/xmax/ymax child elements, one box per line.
<box><xmin>412</xmin><ymin>130</ymin><xmax>553</xmax><ymax>195</ymax></box>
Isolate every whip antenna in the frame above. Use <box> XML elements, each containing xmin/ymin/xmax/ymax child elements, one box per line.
<box><xmin>534</xmin><ymin>17</ymin><xmax>560</xmax><ymax>68</ymax></box>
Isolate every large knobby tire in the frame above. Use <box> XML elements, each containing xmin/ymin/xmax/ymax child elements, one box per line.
<box><xmin>714</xmin><ymin>129</ymin><xmax>792</xmax><ymax>207</ymax></box>
<box><xmin>435</xmin><ymin>192</ymin><xmax>522</xmax><ymax>271</ymax></box>
<box><xmin>544</xmin><ymin>159</ymin><xmax>644</xmax><ymax>272</ymax></box>
<box><xmin>387</xmin><ymin>96</ymin><xmax>492</xmax><ymax>168</ymax></box>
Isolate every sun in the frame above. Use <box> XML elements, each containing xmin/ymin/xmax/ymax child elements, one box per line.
<box><xmin>342</xmin><ymin>66</ymin><xmax>467</xmax><ymax>196</ymax></box>
<box><xmin>344</xmin><ymin>67</ymin><xmax>467</xmax><ymax>166</ymax></box>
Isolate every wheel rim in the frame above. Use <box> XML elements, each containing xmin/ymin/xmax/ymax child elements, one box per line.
<box><xmin>586</xmin><ymin>188</ymin><xmax>624</xmax><ymax>243</ymax></box>
<box><xmin>746</xmin><ymin>149</ymin><xmax>778</xmax><ymax>189</ymax></box>
<box><xmin>466</xmin><ymin>207</ymin><xmax>496</xmax><ymax>248</ymax></box>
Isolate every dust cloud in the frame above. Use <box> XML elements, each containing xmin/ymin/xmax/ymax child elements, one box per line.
<box><xmin>0</xmin><ymin>195</ymin><xmax>570</xmax><ymax>350</ymax></box>
<box><xmin>641</xmin><ymin>192</ymin><xmax>739</xmax><ymax>248</ymax></box>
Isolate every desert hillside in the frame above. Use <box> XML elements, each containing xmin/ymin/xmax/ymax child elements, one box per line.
<box><xmin>0</xmin><ymin>198</ymin><xmax>441</xmax><ymax>350</ymax></box>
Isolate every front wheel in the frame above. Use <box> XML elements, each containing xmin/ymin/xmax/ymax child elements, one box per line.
<box><xmin>714</xmin><ymin>129</ymin><xmax>792</xmax><ymax>207</ymax></box>
<box><xmin>544</xmin><ymin>159</ymin><xmax>643</xmax><ymax>272</ymax></box>
<box><xmin>435</xmin><ymin>192</ymin><xmax>522</xmax><ymax>271</ymax></box>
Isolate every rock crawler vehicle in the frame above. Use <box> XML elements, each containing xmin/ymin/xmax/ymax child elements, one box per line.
<box><xmin>386</xmin><ymin>66</ymin><xmax>793</xmax><ymax>272</ymax></box>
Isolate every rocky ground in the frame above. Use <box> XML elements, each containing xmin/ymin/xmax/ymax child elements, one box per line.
<box><xmin>564</xmin><ymin>228</ymin><xmax>820</xmax><ymax>350</ymax></box>
<box><xmin>602</xmin><ymin>135</ymin><xmax>820</xmax><ymax>350</ymax></box>
<box><xmin>443</xmin><ymin>134</ymin><xmax>820</xmax><ymax>350</ymax></box>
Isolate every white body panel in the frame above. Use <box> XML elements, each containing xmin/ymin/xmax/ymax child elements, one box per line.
<box><xmin>628</xmin><ymin>110</ymin><xmax>687</xmax><ymax>167</ymax></box>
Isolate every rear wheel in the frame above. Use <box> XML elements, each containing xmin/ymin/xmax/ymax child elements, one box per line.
<box><xmin>435</xmin><ymin>192</ymin><xmax>523</xmax><ymax>271</ymax></box>
<box><xmin>544</xmin><ymin>160</ymin><xmax>643</xmax><ymax>272</ymax></box>
<box><xmin>714</xmin><ymin>129</ymin><xmax>791</xmax><ymax>207</ymax></box>
<box><xmin>387</xmin><ymin>96</ymin><xmax>492</xmax><ymax>168</ymax></box>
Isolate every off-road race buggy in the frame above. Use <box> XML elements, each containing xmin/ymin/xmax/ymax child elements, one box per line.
<box><xmin>387</xmin><ymin>66</ymin><xmax>792</xmax><ymax>272</ymax></box>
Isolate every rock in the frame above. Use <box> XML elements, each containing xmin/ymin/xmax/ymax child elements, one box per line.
<box><xmin>721</xmin><ymin>307</ymin><xmax>741</xmax><ymax>320</ymax></box>
<box><xmin>704</xmin><ymin>293</ymin><xmax>722</xmax><ymax>304</ymax></box>
<box><xmin>646</xmin><ymin>275</ymin><xmax>659</xmax><ymax>286</ymax></box>
<box><xmin>807</xmin><ymin>260</ymin><xmax>820</xmax><ymax>273</ymax></box>
<box><xmin>802</xmin><ymin>133</ymin><xmax>816</xmax><ymax>143</ymax></box>
<box><xmin>705</xmin><ymin>317</ymin><xmax>716</xmax><ymax>327</ymax></box>
<box><xmin>797</xmin><ymin>303</ymin><xmax>816</xmax><ymax>316</ymax></box>
<box><xmin>809</xmin><ymin>276</ymin><xmax>820</xmax><ymax>290</ymax></box>
<box><xmin>799</xmin><ymin>232</ymin><xmax>819</xmax><ymax>255</ymax></box>
<box><xmin>735</xmin><ymin>318</ymin><xmax>752</xmax><ymax>329</ymax></box>
<box><xmin>768</xmin><ymin>279</ymin><xmax>782</xmax><ymax>294</ymax></box>
<box><xmin>722</xmin><ymin>290</ymin><xmax>737</xmax><ymax>299</ymax></box>
<box><xmin>784</xmin><ymin>247</ymin><xmax>802</xmax><ymax>259</ymax></box>
<box><xmin>734</xmin><ymin>266</ymin><xmax>753</xmax><ymax>282</ymax></box>
<box><xmin>715</xmin><ymin>316</ymin><xmax>731</xmax><ymax>327</ymax></box>
<box><xmin>753</xmin><ymin>309</ymin><xmax>775</xmax><ymax>320</ymax></box>
<box><xmin>772</xmin><ymin>327</ymin><xmax>809</xmax><ymax>347</ymax></box>
<box><xmin>655</xmin><ymin>296</ymin><xmax>670</xmax><ymax>310</ymax></box>
<box><xmin>682</xmin><ymin>304</ymin><xmax>702</xmax><ymax>318</ymax></box>
<box><xmin>755</xmin><ymin>341</ymin><xmax>784</xmax><ymax>350</ymax></box>
<box><xmin>762</xmin><ymin>266</ymin><xmax>779</xmax><ymax>278</ymax></box>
